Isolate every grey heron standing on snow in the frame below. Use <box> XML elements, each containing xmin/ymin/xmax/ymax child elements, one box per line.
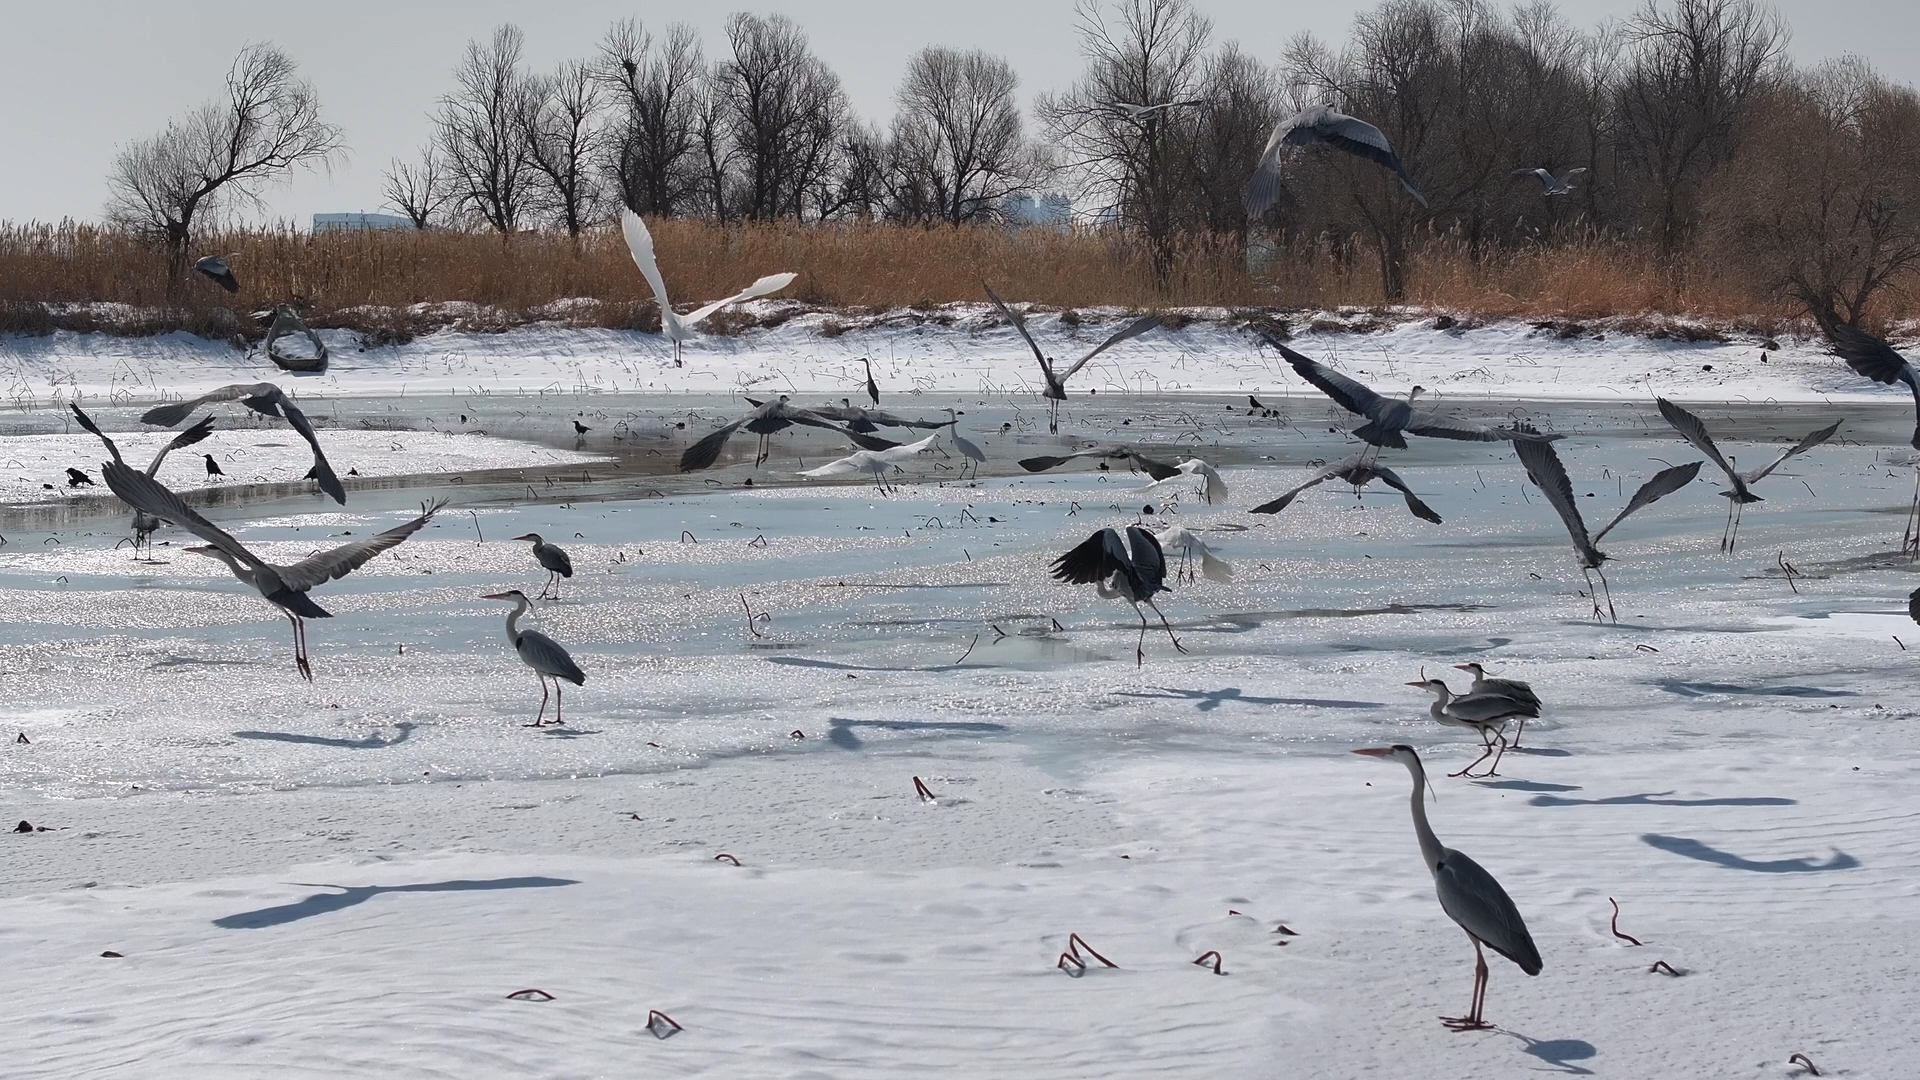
<box><xmin>1453</xmin><ymin>663</ymin><xmax>1543</xmax><ymax>748</ymax></box>
<box><xmin>859</xmin><ymin>358</ymin><xmax>880</xmax><ymax>406</ymax></box>
<box><xmin>141</xmin><ymin>384</ymin><xmax>346</xmax><ymax>504</ymax></box>
<box><xmin>1511</xmin><ymin>422</ymin><xmax>1702</xmax><ymax>621</ymax></box>
<box><xmin>1353</xmin><ymin>744</ymin><xmax>1542</xmax><ymax>1031</ymax></box>
<box><xmin>621</xmin><ymin>208</ymin><xmax>797</xmax><ymax>367</ymax></box>
<box><xmin>1246</xmin><ymin>105</ymin><xmax>1427</xmax><ymax>215</ymax></box>
<box><xmin>512</xmin><ymin>533</ymin><xmax>574</xmax><ymax>599</ymax></box>
<box><xmin>1408</xmin><ymin>676</ymin><xmax>1531</xmax><ymax>776</ymax></box>
<box><xmin>1269</xmin><ymin>336</ymin><xmax>1561</xmax><ymax>460</ymax></box>
<box><xmin>1513</xmin><ymin>167</ymin><xmax>1587</xmax><ymax>196</ymax></box>
<box><xmin>984</xmin><ymin>284</ymin><xmax>1162</xmax><ymax>434</ymax></box>
<box><xmin>1250</xmin><ymin>457</ymin><xmax>1443</xmax><ymax>523</ymax></box>
<box><xmin>1825</xmin><ymin>323</ymin><xmax>1920</xmax><ymax>552</ymax></box>
<box><xmin>1655</xmin><ymin>398</ymin><xmax>1838</xmax><ymax>552</ymax></box>
<box><xmin>76</xmin><ymin>402</ymin><xmax>444</xmax><ymax>680</ymax></box>
<box><xmin>1049</xmin><ymin>526</ymin><xmax>1186</xmax><ymax>665</ymax></box>
<box><xmin>482</xmin><ymin>589</ymin><xmax>586</xmax><ymax>727</ymax></box>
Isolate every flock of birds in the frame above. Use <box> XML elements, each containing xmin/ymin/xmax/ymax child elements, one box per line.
<box><xmin>48</xmin><ymin>97</ymin><xmax>1920</xmax><ymax>1036</ymax></box>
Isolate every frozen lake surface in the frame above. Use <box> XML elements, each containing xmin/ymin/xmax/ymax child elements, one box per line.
<box><xmin>3</xmin><ymin>388</ymin><xmax>1917</xmax><ymax>1078</ymax></box>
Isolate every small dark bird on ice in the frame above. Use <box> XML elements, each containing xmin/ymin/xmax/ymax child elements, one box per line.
<box><xmin>204</xmin><ymin>454</ymin><xmax>224</xmax><ymax>477</ymax></box>
<box><xmin>65</xmin><ymin>467</ymin><xmax>94</xmax><ymax>487</ymax></box>
<box><xmin>573</xmin><ymin>420</ymin><xmax>591</xmax><ymax>435</ymax></box>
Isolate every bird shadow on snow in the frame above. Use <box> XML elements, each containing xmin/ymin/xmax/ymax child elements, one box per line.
<box><xmin>1114</xmin><ymin>687</ymin><xmax>1384</xmax><ymax>712</ymax></box>
<box><xmin>1640</xmin><ymin>834</ymin><xmax>1858</xmax><ymax>873</ymax></box>
<box><xmin>214</xmin><ymin>877</ymin><xmax>578</xmax><ymax>929</ymax></box>
<box><xmin>1532</xmin><ymin>791</ymin><xmax>1795</xmax><ymax>808</ymax></box>
<box><xmin>232</xmin><ymin>722</ymin><xmax>416</xmax><ymax>749</ymax></box>
<box><xmin>1505</xmin><ymin>1033</ymin><xmax>1598</xmax><ymax>1075</ymax></box>
<box><xmin>1655</xmin><ymin>679</ymin><xmax>1856</xmax><ymax>699</ymax></box>
<box><xmin>826</xmin><ymin>718</ymin><xmax>1008</xmax><ymax>750</ymax></box>
<box><xmin>1473</xmin><ymin>779</ymin><xmax>1582</xmax><ymax>793</ymax></box>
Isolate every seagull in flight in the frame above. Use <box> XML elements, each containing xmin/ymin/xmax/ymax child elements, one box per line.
<box><xmin>985</xmin><ymin>284</ymin><xmax>1161</xmax><ymax>433</ymax></box>
<box><xmin>622</xmin><ymin>209</ymin><xmax>796</xmax><ymax>367</ymax></box>
<box><xmin>1655</xmin><ymin>398</ymin><xmax>1838</xmax><ymax>552</ymax></box>
<box><xmin>1247</xmin><ymin>105</ymin><xmax>1427</xmax><ymax>215</ymax></box>
<box><xmin>1513</xmin><ymin>167</ymin><xmax>1588</xmax><ymax>196</ymax></box>
<box><xmin>140</xmin><ymin>384</ymin><xmax>345</xmax><ymax>504</ymax></box>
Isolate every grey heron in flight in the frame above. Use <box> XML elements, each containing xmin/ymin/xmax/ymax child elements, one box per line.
<box><xmin>118</xmin><ymin>414</ymin><xmax>218</xmax><ymax>560</ymax></box>
<box><xmin>1110</xmin><ymin>99</ymin><xmax>1205</xmax><ymax>120</ymax></box>
<box><xmin>1511</xmin><ymin>422</ymin><xmax>1702</xmax><ymax>621</ymax></box>
<box><xmin>1353</xmin><ymin>744</ymin><xmax>1542</xmax><ymax>1031</ymax></box>
<box><xmin>482</xmin><ymin>589</ymin><xmax>586</xmax><ymax>727</ymax></box>
<box><xmin>1409</xmin><ymin>676</ymin><xmax>1530</xmax><ymax>776</ymax></box>
<box><xmin>679</xmin><ymin>395</ymin><xmax>899</xmax><ymax>472</ymax></box>
<box><xmin>1018</xmin><ymin>445</ymin><xmax>1183</xmax><ymax>482</ymax></box>
<box><xmin>1246</xmin><ymin>105</ymin><xmax>1427</xmax><ymax>216</ymax></box>
<box><xmin>512</xmin><ymin>533</ymin><xmax>574</xmax><ymax>600</ymax></box>
<box><xmin>1142</xmin><ymin>458</ymin><xmax>1229</xmax><ymax>506</ymax></box>
<box><xmin>1825</xmin><ymin>323</ymin><xmax>1920</xmax><ymax>551</ymax></box>
<box><xmin>1049</xmin><ymin>525</ymin><xmax>1186</xmax><ymax>665</ymax></box>
<box><xmin>799</xmin><ymin>433</ymin><xmax>941</xmax><ymax>495</ymax></box>
<box><xmin>621</xmin><ymin>209</ymin><xmax>795</xmax><ymax>367</ymax></box>
<box><xmin>1453</xmin><ymin>663</ymin><xmax>1543</xmax><ymax>748</ymax></box>
<box><xmin>984</xmin><ymin>284</ymin><xmax>1162</xmax><ymax>433</ymax></box>
<box><xmin>1250</xmin><ymin>458</ymin><xmax>1443</xmax><ymax>523</ymax></box>
<box><xmin>1513</xmin><ymin>167</ymin><xmax>1587</xmax><ymax>196</ymax></box>
<box><xmin>194</xmin><ymin>254</ymin><xmax>239</xmax><ymax>293</ymax></box>
<box><xmin>1269</xmin><ymin>336</ymin><xmax>1561</xmax><ymax>458</ymax></box>
<box><xmin>1654</xmin><ymin>398</ymin><xmax>1838</xmax><ymax>552</ymax></box>
<box><xmin>946</xmin><ymin>409</ymin><xmax>987</xmax><ymax>480</ymax></box>
<box><xmin>74</xmin><ymin>403</ymin><xmax>445</xmax><ymax>680</ymax></box>
<box><xmin>803</xmin><ymin>399</ymin><xmax>956</xmax><ymax>434</ymax></box>
<box><xmin>141</xmin><ymin>384</ymin><xmax>345</xmax><ymax>505</ymax></box>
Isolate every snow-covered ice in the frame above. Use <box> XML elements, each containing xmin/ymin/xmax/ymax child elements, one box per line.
<box><xmin>1</xmin><ymin>335</ymin><xmax>1917</xmax><ymax>1077</ymax></box>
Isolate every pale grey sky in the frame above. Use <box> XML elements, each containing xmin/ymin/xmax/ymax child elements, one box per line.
<box><xmin>1</xmin><ymin>0</ymin><xmax>1911</xmax><ymax>226</ymax></box>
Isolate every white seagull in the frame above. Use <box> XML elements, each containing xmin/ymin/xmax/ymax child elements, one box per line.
<box><xmin>621</xmin><ymin>209</ymin><xmax>797</xmax><ymax>367</ymax></box>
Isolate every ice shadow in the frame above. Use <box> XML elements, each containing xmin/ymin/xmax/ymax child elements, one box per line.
<box><xmin>827</xmin><ymin>718</ymin><xmax>1008</xmax><ymax>751</ymax></box>
<box><xmin>1507</xmin><ymin>1033</ymin><xmax>1598</xmax><ymax>1075</ymax></box>
<box><xmin>1474</xmin><ymin>779</ymin><xmax>1581</xmax><ymax>792</ymax></box>
<box><xmin>1114</xmin><ymin>687</ymin><xmax>1384</xmax><ymax>712</ymax></box>
<box><xmin>1504</xmin><ymin>746</ymin><xmax>1572</xmax><ymax>757</ymax></box>
<box><xmin>767</xmin><ymin>656</ymin><xmax>983</xmax><ymax>674</ymax></box>
<box><xmin>215</xmin><ymin>876</ymin><xmax>577</xmax><ymax>929</ymax></box>
<box><xmin>1640</xmin><ymin>833</ymin><xmax>1858</xmax><ymax>873</ymax></box>
<box><xmin>233</xmin><ymin>722</ymin><xmax>416</xmax><ymax>750</ymax></box>
<box><xmin>1655</xmin><ymin>679</ymin><xmax>1856</xmax><ymax>699</ymax></box>
<box><xmin>1533</xmin><ymin>791</ymin><xmax>1795</xmax><ymax>808</ymax></box>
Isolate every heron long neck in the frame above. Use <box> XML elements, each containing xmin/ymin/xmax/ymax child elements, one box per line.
<box><xmin>1404</xmin><ymin>758</ymin><xmax>1445</xmax><ymax>873</ymax></box>
<box><xmin>503</xmin><ymin>595</ymin><xmax>530</xmax><ymax>642</ymax></box>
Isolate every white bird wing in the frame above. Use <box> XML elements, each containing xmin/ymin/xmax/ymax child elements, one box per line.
<box><xmin>682</xmin><ymin>272</ymin><xmax>798</xmax><ymax>328</ymax></box>
<box><xmin>800</xmin><ymin>454</ymin><xmax>873</xmax><ymax>477</ymax></box>
<box><xmin>877</xmin><ymin>433</ymin><xmax>942</xmax><ymax>461</ymax></box>
<box><xmin>277</xmin><ymin>499</ymin><xmax>449</xmax><ymax>592</ymax></box>
<box><xmin>621</xmin><ymin>209</ymin><xmax>675</xmax><ymax>316</ymax></box>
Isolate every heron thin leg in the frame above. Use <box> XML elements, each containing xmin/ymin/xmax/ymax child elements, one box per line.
<box><xmin>526</xmin><ymin>673</ymin><xmax>552</xmax><ymax>727</ymax></box>
<box><xmin>1049</xmin><ymin>399</ymin><xmax>1059</xmax><ymax>435</ymax></box>
<box><xmin>1144</xmin><ymin>599</ymin><xmax>1187</xmax><ymax>655</ymax></box>
<box><xmin>1903</xmin><ymin>468</ymin><xmax>1918</xmax><ymax>559</ymax></box>
<box><xmin>1484</xmin><ymin>730</ymin><xmax>1510</xmax><ymax>776</ymax></box>
<box><xmin>1510</xmin><ymin>716</ymin><xmax>1527</xmax><ymax>749</ymax></box>
<box><xmin>1441</xmin><ymin>938</ymin><xmax>1494</xmax><ymax>1031</ymax></box>
<box><xmin>1449</xmin><ymin>738</ymin><xmax>1495</xmax><ymax>778</ymax></box>
<box><xmin>555</xmin><ymin>682</ymin><xmax>564</xmax><ymax>725</ymax></box>
<box><xmin>1133</xmin><ymin>603</ymin><xmax>1149</xmax><ymax>666</ymax></box>
<box><xmin>289</xmin><ymin>614</ymin><xmax>313</xmax><ymax>682</ymax></box>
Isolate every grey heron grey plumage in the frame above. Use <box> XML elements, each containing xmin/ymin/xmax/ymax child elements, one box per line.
<box><xmin>680</xmin><ymin>395</ymin><xmax>900</xmax><ymax>472</ymax></box>
<box><xmin>194</xmin><ymin>254</ymin><xmax>239</xmax><ymax>293</ymax></box>
<box><xmin>1250</xmin><ymin>457</ymin><xmax>1443</xmax><ymax>523</ymax></box>
<box><xmin>122</xmin><ymin>414</ymin><xmax>217</xmax><ymax>560</ymax></box>
<box><xmin>621</xmin><ymin>209</ymin><xmax>795</xmax><ymax>367</ymax></box>
<box><xmin>806</xmin><ymin>399</ymin><xmax>957</xmax><ymax>434</ymax></box>
<box><xmin>860</xmin><ymin>358</ymin><xmax>880</xmax><ymax>406</ymax></box>
<box><xmin>512</xmin><ymin>532</ymin><xmax>574</xmax><ymax>599</ymax></box>
<box><xmin>1513</xmin><ymin>166</ymin><xmax>1587</xmax><ymax>195</ymax></box>
<box><xmin>1246</xmin><ymin>105</ymin><xmax>1427</xmax><ymax>215</ymax></box>
<box><xmin>76</xmin><ymin>402</ymin><xmax>444</xmax><ymax>680</ymax></box>
<box><xmin>1452</xmin><ymin>663</ymin><xmax>1543</xmax><ymax>747</ymax></box>
<box><xmin>1825</xmin><ymin>323</ymin><xmax>1920</xmax><ymax>552</ymax></box>
<box><xmin>140</xmin><ymin>383</ymin><xmax>345</xmax><ymax>504</ymax></box>
<box><xmin>1018</xmin><ymin>445</ymin><xmax>1183</xmax><ymax>482</ymax></box>
<box><xmin>1511</xmin><ymin>422</ymin><xmax>1703</xmax><ymax>620</ymax></box>
<box><xmin>1049</xmin><ymin>525</ymin><xmax>1186</xmax><ymax>665</ymax></box>
<box><xmin>945</xmin><ymin>409</ymin><xmax>987</xmax><ymax>479</ymax></box>
<box><xmin>799</xmin><ymin>433</ymin><xmax>941</xmax><ymax>494</ymax></box>
<box><xmin>1269</xmin><ymin>336</ymin><xmax>1562</xmax><ymax>457</ymax></box>
<box><xmin>482</xmin><ymin>589</ymin><xmax>586</xmax><ymax>727</ymax></box>
<box><xmin>1353</xmin><ymin>744</ymin><xmax>1542</xmax><ymax>1031</ymax></box>
<box><xmin>1655</xmin><ymin>398</ymin><xmax>1838</xmax><ymax>552</ymax></box>
<box><xmin>984</xmin><ymin>284</ymin><xmax>1161</xmax><ymax>433</ymax></box>
<box><xmin>1407</xmin><ymin>677</ymin><xmax>1532</xmax><ymax>778</ymax></box>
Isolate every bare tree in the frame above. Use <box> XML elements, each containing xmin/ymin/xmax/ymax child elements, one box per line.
<box><xmin>1037</xmin><ymin>0</ymin><xmax>1213</xmax><ymax>286</ymax></box>
<box><xmin>693</xmin><ymin>70</ymin><xmax>736</xmax><ymax>222</ymax></box>
<box><xmin>1174</xmin><ymin>43</ymin><xmax>1281</xmax><ymax>234</ymax></box>
<box><xmin>104</xmin><ymin>43</ymin><xmax>341</xmax><ymax>269</ymax></box>
<box><xmin>383</xmin><ymin>144</ymin><xmax>454</xmax><ymax>228</ymax></box>
<box><xmin>598</xmin><ymin>19</ymin><xmax>705</xmax><ymax>216</ymax></box>
<box><xmin>891</xmin><ymin>47</ymin><xmax>1044</xmax><ymax>224</ymax></box>
<box><xmin>1615</xmin><ymin>0</ymin><xmax>1787</xmax><ymax>260</ymax></box>
<box><xmin>436</xmin><ymin>25</ymin><xmax>534</xmax><ymax>233</ymax></box>
<box><xmin>715</xmin><ymin>13</ymin><xmax>851</xmax><ymax>221</ymax></box>
<box><xmin>519</xmin><ymin>59</ymin><xmax>603</xmax><ymax>235</ymax></box>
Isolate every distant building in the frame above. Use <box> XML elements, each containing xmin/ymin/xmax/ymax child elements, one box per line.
<box><xmin>313</xmin><ymin>212</ymin><xmax>414</xmax><ymax>233</ymax></box>
<box><xmin>1002</xmin><ymin>193</ymin><xmax>1073</xmax><ymax>231</ymax></box>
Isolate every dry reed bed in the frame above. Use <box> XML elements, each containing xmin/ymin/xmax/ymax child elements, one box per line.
<box><xmin>0</xmin><ymin>218</ymin><xmax>1885</xmax><ymax>339</ymax></box>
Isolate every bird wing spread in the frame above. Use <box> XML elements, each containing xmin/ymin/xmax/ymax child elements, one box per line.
<box><xmin>681</xmin><ymin>272</ymin><xmax>798</xmax><ymax>328</ymax></box>
<box><xmin>1740</xmin><ymin>420</ymin><xmax>1840</xmax><ymax>484</ymax></box>
<box><xmin>1123</xmin><ymin>525</ymin><xmax>1169</xmax><ymax>595</ymax></box>
<box><xmin>273</xmin><ymin>395</ymin><xmax>346</xmax><ymax>505</ymax></box>
<box><xmin>621</xmin><ymin>210</ymin><xmax>676</xmax><ymax>315</ymax></box>
<box><xmin>1058</xmin><ymin>314</ymin><xmax>1163</xmax><ymax>381</ymax></box>
<box><xmin>1512</xmin><ymin>428</ymin><xmax>1595</xmax><ymax>554</ymax></box>
<box><xmin>140</xmin><ymin>384</ymin><xmax>265</xmax><ymax>427</ymax></box>
<box><xmin>984</xmin><ymin>284</ymin><xmax>1051</xmax><ymax>376</ymax></box>
<box><xmin>1049</xmin><ymin>527</ymin><xmax>1132</xmax><ymax>587</ymax></box>
<box><xmin>277</xmin><ymin>499</ymin><xmax>448</xmax><ymax>592</ymax></box>
<box><xmin>1248</xmin><ymin>465</ymin><xmax>1340</xmax><ymax>514</ymax></box>
<box><xmin>1369</xmin><ymin>463</ymin><xmax>1444</xmax><ymax>523</ymax></box>
<box><xmin>1402</xmin><ymin>409</ymin><xmax>1510</xmax><ymax>441</ymax></box>
<box><xmin>1434</xmin><ymin>848</ymin><xmax>1542</xmax><ymax>975</ymax></box>
<box><xmin>1276</xmin><ymin>342</ymin><xmax>1388</xmax><ymax>419</ymax></box>
<box><xmin>678</xmin><ymin>415</ymin><xmax>751</xmax><ymax>471</ymax></box>
<box><xmin>1655</xmin><ymin>398</ymin><xmax>1739</xmax><ymax>485</ymax></box>
<box><xmin>1593</xmin><ymin>461</ymin><xmax>1704</xmax><ymax>543</ymax></box>
<box><xmin>1826</xmin><ymin>323</ymin><xmax>1916</xmax><ymax>388</ymax></box>
<box><xmin>146</xmin><ymin>415</ymin><xmax>217</xmax><ymax>475</ymax></box>
<box><xmin>99</xmin><ymin>459</ymin><xmax>258</xmax><ymax>566</ymax></box>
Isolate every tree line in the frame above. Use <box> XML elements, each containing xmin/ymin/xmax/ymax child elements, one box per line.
<box><xmin>101</xmin><ymin>0</ymin><xmax>1920</xmax><ymax>325</ymax></box>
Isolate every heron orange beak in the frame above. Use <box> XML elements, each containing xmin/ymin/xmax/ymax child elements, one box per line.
<box><xmin>481</xmin><ymin>591</ymin><xmax>515</xmax><ymax>600</ymax></box>
<box><xmin>1404</xmin><ymin>680</ymin><xmax>1429</xmax><ymax>688</ymax></box>
<box><xmin>1452</xmin><ymin>664</ymin><xmax>1475</xmax><ymax>672</ymax></box>
<box><xmin>1351</xmin><ymin>747</ymin><xmax>1393</xmax><ymax>758</ymax></box>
